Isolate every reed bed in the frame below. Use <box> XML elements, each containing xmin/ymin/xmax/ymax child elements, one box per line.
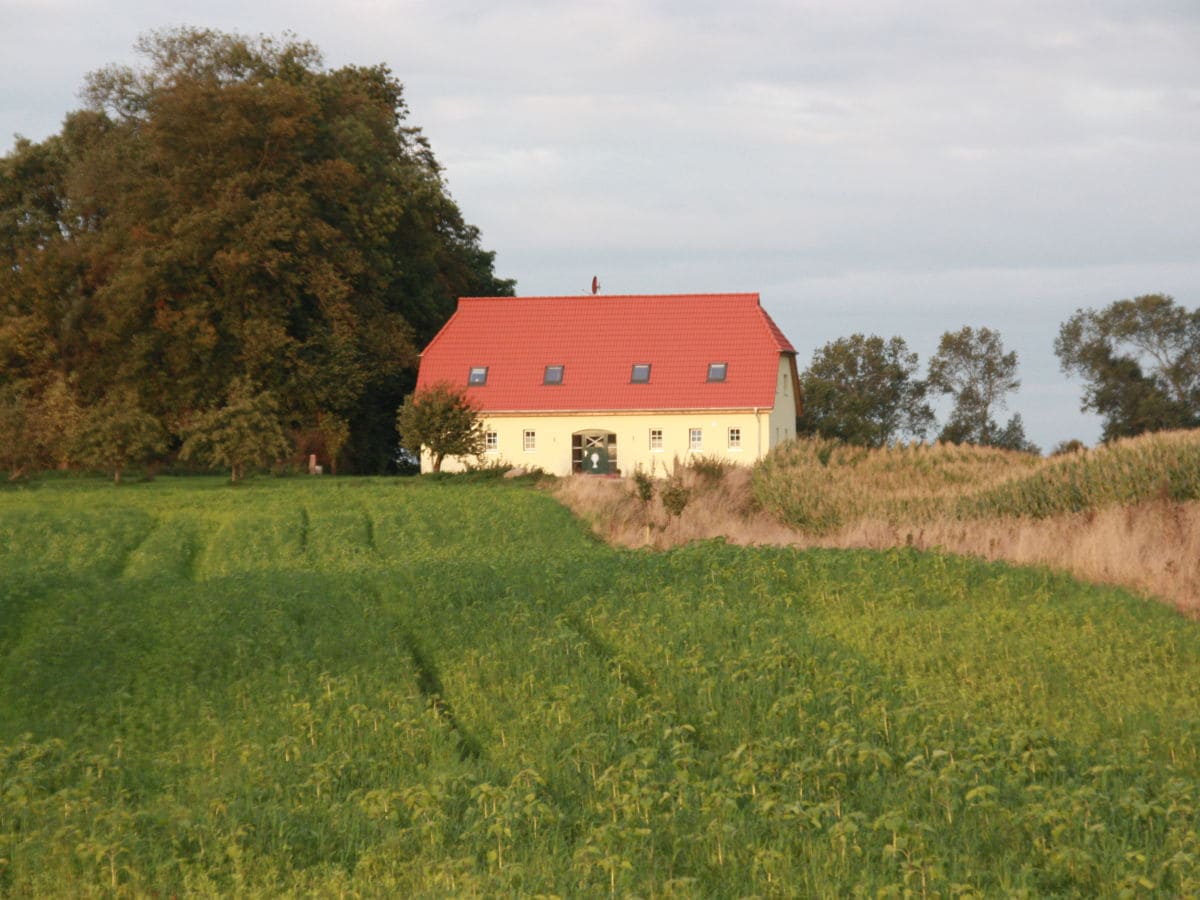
<box><xmin>750</xmin><ymin>430</ymin><xmax>1200</xmax><ymax>531</ymax></box>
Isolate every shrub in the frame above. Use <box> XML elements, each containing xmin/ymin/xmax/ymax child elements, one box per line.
<box><xmin>660</xmin><ymin>479</ymin><xmax>691</xmax><ymax>518</ymax></box>
<box><xmin>686</xmin><ymin>454</ymin><xmax>734</xmax><ymax>483</ymax></box>
<box><xmin>632</xmin><ymin>468</ymin><xmax>655</xmax><ymax>504</ymax></box>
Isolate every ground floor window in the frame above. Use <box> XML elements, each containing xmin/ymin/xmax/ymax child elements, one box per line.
<box><xmin>523</xmin><ymin>430</ymin><xmax>536</xmax><ymax>452</ymax></box>
<box><xmin>649</xmin><ymin>428</ymin><xmax>664</xmax><ymax>451</ymax></box>
<box><xmin>485</xmin><ymin>431</ymin><xmax>498</xmax><ymax>451</ymax></box>
<box><xmin>728</xmin><ymin>427</ymin><xmax>742</xmax><ymax>449</ymax></box>
<box><xmin>689</xmin><ymin>428</ymin><xmax>703</xmax><ymax>451</ymax></box>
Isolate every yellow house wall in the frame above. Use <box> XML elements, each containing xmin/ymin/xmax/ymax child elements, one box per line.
<box><xmin>768</xmin><ymin>355</ymin><xmax>799</xmax><ymax>448</ymax></box>
<box><xmin>424</xmin><ymin>355</ymin><xmax>799</xmax><ymax>476</ymax></box>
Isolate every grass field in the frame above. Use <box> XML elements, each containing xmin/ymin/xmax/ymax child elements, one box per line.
<box><xmin>2</xmin><ymin>477</ymin><xmax>1200</xmax><ymax>895</ymax></box>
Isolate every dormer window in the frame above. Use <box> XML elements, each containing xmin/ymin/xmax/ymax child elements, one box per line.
<box><xmin>543</xmin><ymin>365</ymin><xmax>564</xmax><ymax>385</ymax></box>
<box><xmin>468</xmin><ymin>366</ymin><xmax>488</xmax><ymax>386</ymax></box>
<box><xmin>631</xmin><ymin>363</ymin><xmax>651</xmax><ymax>383</ymax></box>
<box><xmin>707</xmin><ymin>362</ymin><xmax>728</xmax><ymax>382</ymax></box>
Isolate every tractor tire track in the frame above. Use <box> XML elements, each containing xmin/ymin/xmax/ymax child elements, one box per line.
<box><xmin>560</xmin><ymin>612</ymin><xmax>709</xmax><ymax>752</ymax></box>
<box><xmin>400</xmin><ymin>629</ymin><xmax>484</xmax><ymax>761</ymax></box>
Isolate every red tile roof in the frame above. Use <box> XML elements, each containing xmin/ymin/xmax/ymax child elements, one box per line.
<box><xmin>417</xmin><ymin>293</ymin><xmax>796</xmax><ymax>413</ymax></box>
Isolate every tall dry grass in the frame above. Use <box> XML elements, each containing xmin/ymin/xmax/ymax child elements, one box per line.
<box><xmin>553</xmin><ymin>432</ymin><xmax>1200</xmax><ymax>615</ymax></box>
<box><xmin>816</xmin><ymin>503</ymin><xmax>1200</xmax><ymax>617</ymax></box>
<box><xmin>555</xmin><ymin>464</ymin><xmax>800</xmax><ymax>550</ymax></box>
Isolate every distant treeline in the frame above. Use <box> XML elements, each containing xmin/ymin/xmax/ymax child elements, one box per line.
<box><xmin>795</xmin><ymin>293</ymin><xmax>1198</xmax><ymax>455</ymax></box>
<box><xmin>0</xmin><ymin>28</ymin><xmax>513</xmax><ymax>479</ymax></box>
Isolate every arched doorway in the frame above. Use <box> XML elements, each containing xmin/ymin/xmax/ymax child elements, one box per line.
<box><xmin>572</xmin><ymin>430</ymin><xmax>618</xmax><ymax>475</ymax></box>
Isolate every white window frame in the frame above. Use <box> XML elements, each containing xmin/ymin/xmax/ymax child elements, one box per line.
<box><xmin>485</xmin><ymin>431</ymin><xmax>499</xmax><ymax>452</ymax></box>
<box><xmin>649</xmin><ymin>428</ymin><xmax>664</xmax><ymax>452</ymax></box>
<box><xmin>522</xmin><ymin>429</ymin><xmax>536</xmax><ymax>452</ymax></box>
<box><xmin>689</xmin><ymin>428</ymin><xmax>703</xmax><ymax>451</ymax></box>
<box><xmin>727</xmin><ymin>427</ymin><xmax>742</xmax><ymax>450</ymax></box>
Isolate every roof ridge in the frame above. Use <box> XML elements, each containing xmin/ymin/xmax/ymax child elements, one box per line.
<box><xmin>457</xmin><ymin>292</ymin><xmax>761</xmax><ymax>302</ymax></box>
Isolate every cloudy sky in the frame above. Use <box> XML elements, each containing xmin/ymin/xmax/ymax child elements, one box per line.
<box><xmin>3</xmin><ymin>0</ymin><xmax>1198</xmax><ymax>449</ymax></box>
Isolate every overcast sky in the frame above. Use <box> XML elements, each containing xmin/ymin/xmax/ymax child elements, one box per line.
<box><xmin>3</xmin><ymin>0</ymin><xmax>1198</xmax><ymax>450</ymax></box>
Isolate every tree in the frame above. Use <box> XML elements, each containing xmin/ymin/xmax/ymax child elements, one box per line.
<box><xmin>0</xmin><ymin>28</ymin><xmax>514</xmax><ymax>472</ymax></box>
<box><xmin>1054</xmin><ymin>294</ymin><xmax>1199</xmax><ymax>441</ymax></box>
<box><xmin>1051</xmin><ymin>439</ymin><xmax>1087</xmax><ymax>457</ymax></box>
<box><xmin>0</xmin><ymin>375</ymin><xmax>85</xmax><ymax>478</ymax></box>
<box><xmin>396</xmin><ymin>383</ymin><xmax>485</xmax><ymax>473</ymax></box>
<box><xmin>796</xmin><ymin>334</ymin><xmax>934</xmax><ymax>447</ymax></box>
<box><xmin>73</xmin><ymin>389</ymin><xmax>168</xmax><ymax>483</ymax></box>
<box><xmin>0</xmin><ymin>382</ymin><xmax>36</xmax><ymax>480</ymax></box>
<box><xmin>928</xmin><ymin>326</ymin><xmax>1037</xmax><ymax>452</ymax></box>
<box><xmin>178</xmin><ymin>378</ymin><xmax>292</xmax><ymax>481</ymax></box>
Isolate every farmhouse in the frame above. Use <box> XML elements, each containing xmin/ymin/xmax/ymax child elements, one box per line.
<box><xmin>414</xmin><ymin>293</ymin><xmax>801</xmax><ymax>476</ymax></box>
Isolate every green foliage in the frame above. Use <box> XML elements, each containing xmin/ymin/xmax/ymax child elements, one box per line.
<box><xmin>395</xmin><ymin>382</ymin><xmax>485</xmax><ymax>473</ymax></box>
<box><xmin>0</xmin><ymin>27</ymin><xmax>513</xmax><ymax>474</ymax></box>
<box><xmin>1</xmin><ymin>479</ymin><xmax>1199</xmax><ymax>895</ymax></box>
<box><xmin>177</xmin><ymin>377</ymin><xmax>292</xmax><ymax>481</ymax></box>
<box><xmin>660</xmin><ymin>478</ymin><xmax>691</xmax><ymax>518</ymax></box>
<box><xmin>798</xmin><ymin>334</ymin><xmax>934</xmax><ymax>446</ymax></box>
<box><xmin>685</xmin><ymin>453</ymin><xmax>734</xmax><ymax>483</ymax></box>
<box><xmin>0</xmin><ymin>375</ymin><xmax>84</xmax><ymax>478</ymax></box>
<box><xmin>73</xmin><ymin>388</ymin><xmax>168</xmax><ymax>483</ymax></box>
<box><xmin>928</xmin><ymin>326</ymin><xmax>1037</xmax><ymax>452</ymax></box>
<box><xmin>1055</xmin><ymin>294</ymin><xmax>1200</xmax><ymax>441</ymax></box>
<box><xmin>632</xmin><ymin>467</ymin><xmax>655</xmax><ymax>503</ymax></box>
<box><xmin>0</xmin><ymin>381</ymin><xmax>36</xmax><ymax>479</ymax></box>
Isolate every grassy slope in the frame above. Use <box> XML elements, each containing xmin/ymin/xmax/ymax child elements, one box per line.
<box><xmin>1</xmin><ymin>477</ymin><xmax>1199</xmax><ymax>895</ymax></box>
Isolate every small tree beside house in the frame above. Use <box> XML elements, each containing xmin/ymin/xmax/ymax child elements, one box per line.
<box><xmin>396</xmin><ymin>383</ymin><xmax>486</xmax><ymax>473</ymax></box>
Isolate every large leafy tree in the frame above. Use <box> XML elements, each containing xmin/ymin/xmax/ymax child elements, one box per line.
<box><xmin>0</xmin><ymin>28</ymin><xmax>513</xmax><ymax>473</ymax></box>
<box><xmin>796</xmin><ymin>334</ymin><xmax>934</xmax><ymax>447</ymax></box>
<box><xmin>0</xmin><ymin>121</ymin><xmax>105</xmax><ymax>403</ymax></box>
<box><xmin>1054</xmin><ymin>294</ymin><xmax>1199</xmax><ymax>441</ymax></box>
<box><xmin>928</xmin><ymin>326</ymin><xmax>1037</xmax><ymax>452</ymax></box>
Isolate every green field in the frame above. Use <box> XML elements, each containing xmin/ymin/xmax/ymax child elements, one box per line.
<box><xmin>2</xmin><ymin>478</ymin><xmax>1199</xmax><ymax>896</ymax></box>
